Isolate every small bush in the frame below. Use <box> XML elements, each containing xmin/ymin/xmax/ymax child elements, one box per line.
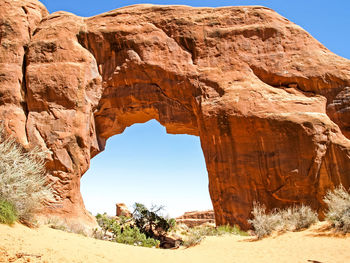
<box><xmin>167</xmin><ymin>218</ymin><xmax>176</xmax><ymax>230</ymax></box>
<box><xmin>280</xmin><ymin>205</ymin><xmax>318</xmax><ymax>231</ymax></box>
<box><xmin>248</xmin><ymin>203</ymin><xmax>318</xmax><ymax>239</ymax></box>
<box><xmin>96</xmin><ymin>213</ymin><xmax>117</xmax><ymax>235</ymax></box>
<box><xmin>0</xmin><ymin>199</ymin><xmax>18</xmax><ymax>225</ymax></box>
<box><xmin>0</xmin><ymin>126</ymin><xmax>54</xmax><ymax>223</ymax></box>
<box><xmin>182</xmin><ymin>230</ymin><xmax>204</xmax><ymax>247</ymax></box>
<box><xmin>323</xmin><ymin>185</ymin><xmax>350</xmax><ymax>233</ymax></box>
<box><xmin>248</xmin><ymin>203</ymin><xmax>282</xmax><ymax>238</ymax></box>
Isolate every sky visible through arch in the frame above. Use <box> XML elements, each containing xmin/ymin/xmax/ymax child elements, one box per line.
<box><xmin>40</xmin><ymin>0</ymin><xmax>350</xmax><ymax>217</ymax></box>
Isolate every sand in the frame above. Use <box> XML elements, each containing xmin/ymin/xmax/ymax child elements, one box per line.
<box><xmin>1</xmin><ymin>222</ymin><xmax>349</xmax><ymax>263</ymax></box>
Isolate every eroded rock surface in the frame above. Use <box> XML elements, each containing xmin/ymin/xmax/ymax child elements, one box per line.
<box><xmin>177</xmin><ymin>210</ymin><xmax>215</xmax><ymax>227</ymax></box>
<box><xmin>1</xmin><ymin>0</ymin><xmax>350</xmax><ymax>229</ymax></box>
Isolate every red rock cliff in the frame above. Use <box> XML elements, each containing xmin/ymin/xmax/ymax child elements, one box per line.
<box><xmin>1</xmin><ymin>0</ymin><xmax>350</xmax><ymax>229</ymax></box>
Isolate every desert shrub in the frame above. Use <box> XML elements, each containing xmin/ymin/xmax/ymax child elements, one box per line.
<box><xmin>96</xmin><ymin>213</ymin><xmax>117</xmax><ymax>235</ymax></box>
<box><xmin>280</xmin><ymin>205</ymin><xmax>318</xmax><ymax>231</ymax></box>
<box><xmin>133</xmin><ymin>203</ymin><xmax>171</xmax><ymax>239</ymax></box>
<box><xmin>323</xmin><ymin>185</ymin><xmax>350</xmax><ymax>233</ymax></box>
<box><xmin>95</xmin><ymin>212</ymin><xmax>159</xmax><ymax>247</ymax></box>
<box><xmin>0</xmin><ymin>126</ymin><xmax>54</xmax><ymax>223</ymax></box>
<box><xmin>248</xmin><ymin>203</ymin><xmax>318</xmax><ymax>239</ymax></box>
<box><xmin>182</xmin><ymin>230</ymin><xmax>204</xmax><ymax>247</ymax></box>
<box><xmin>0</xmin><ymin>199</ymin><xmax>17</xmax><ymax>225</ymax></box>
<box><xmin>114</xmin><ymin>225</ymin><xmax>160</xmax><ymax>248</ymax></box>
<box><xmin>96</xmin><ymin>205</ymin><xmax>176</xmax><ymax>248</ymax></box>
<box><xmin>167</xmin><ymin>217</ymin><xmax>176</xmax><ymax>230</ymax></box>
<box><xmin>248</xmin><ymin>203</ymin><xmax>282</xmax><ymax>239</ymax></box>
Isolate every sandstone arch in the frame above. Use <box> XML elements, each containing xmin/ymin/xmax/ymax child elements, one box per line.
<box><xmin>1</xmin><ymin>0</ymin><xmax>350</xmax><ymax>229</ymax></box>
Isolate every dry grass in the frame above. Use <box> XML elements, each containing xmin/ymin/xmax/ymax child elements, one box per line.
<box><xmin>248</xmin><ymin>203</ymin><xmax>318</xmax><ymax>239</ymax></box>
<box><xmin>0</xmin><ymin>199</ymin><xmax>17</xmax><ymax>225</ymax></box>
<box><xmin>180</xmin><ymin>223</ymin><xmax>248</xmax><ymax>247</ymax></box>
<box><xmin>46</xmin><ymin>217</ymin><xmax>88</xmax><ymax>236</ymax></box>
<box><xmin>324</xmin><ymin>185</ymin><xmax>350</xmax><ymax>233</ymax></box>
<box><xmin>0</xmin><ymin>125</ymin><xmax>54</xmax><ymax>223</ymax></box>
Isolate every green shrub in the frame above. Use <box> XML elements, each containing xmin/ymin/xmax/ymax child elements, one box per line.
<box><xmin>0</xmin><ymin>126</ymin><xmax>54</xmax><ymax>223</ymax></box>
<box><xmin>323</xmin><ymin>185</ymin><xmax>350</xmax><ymax>233</ymax></box>
<box><xmin>95</xmin><ymin>213</ymin><xmax>159</xmax><ymax>247</ymax></box>
<box><xmin>114</xmin><ymin>226</ymin><xmax>160</xmax><ymax>248</ymax></box>
<box><xmin>96</xmin><ymin>213</ymin><xmax>117</xmax><ymax>235</ymax></box>
<box><xmin>0</xmin><ymin>199</ymin><xmax>17</xmax><ymax>225</ymax></box>
<box><xmin>248</xmin><ymin>203</ymin><xmax>318</xmax><ymax>239</ymax></box>
<box><xmin>167</xmin><ymin>218</ymin><xmax>176</xmax><ymax>230</ymax></box>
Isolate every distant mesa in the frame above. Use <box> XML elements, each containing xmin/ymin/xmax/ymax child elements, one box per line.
<box><xmin>176</xmin><ymin>210</ymin><xmax>215</xmax><ymax>227</ymax></box>
<box><xmin>1</xmin><ymin>0</ymin><xmax>350</xmax><ymax>229</ymax></box>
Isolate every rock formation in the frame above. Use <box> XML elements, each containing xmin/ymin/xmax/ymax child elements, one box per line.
<box><xmin>1</xmin><ymin>0</ymin><xmax>350</xmax><ymax>229</ymax></box>
<box><xmin>177</xmin><ymin>210</ymin><xmax>215</xmax><ymax>227</ymax></box>
<box><xmin>116</xmin><ymin>203</ymin><xmax>132</xmax><ymax>218</ymax></box>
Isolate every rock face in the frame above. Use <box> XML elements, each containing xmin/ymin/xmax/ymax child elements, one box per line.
<box><xmin>1</xmin><ymin>0</ymin><xmax>350</xmax><ymax>229</ymax></box>
<box><xmin>116</xmin><ymin>203</ymin><xmax>132</xmax><ymax>218</ymax></box>
<box><xmin>176</xmin><ymin>210</ymin><xmax>215</xmax><ymax>227</ymax></box>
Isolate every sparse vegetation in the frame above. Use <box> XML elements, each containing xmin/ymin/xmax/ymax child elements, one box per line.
<box><xmin>95</xmin><ymin>212</ymin><xmax>160</xmax><ymax>248</ymax></box>
<box><xmin>181</xmin><ymin>224</ymin><xmax>248</xmax><ymax>247</ymax></box>
<box><xmin>181</xmin><ymin>228</ymin><xmax>203</xmax><ymax>247</ymax></box>
<box><xmin>323</xmin><ymin>185</ymin><xmax>350</xmax><ymax>233</ymax></box>
<box><xmin>46</xmin><ymin>218</ymin><xmax>88</xmax><ymax>236</ymax></box>
<box><xmin>0</xmin><ymin>125</ymin><xmax>54</xmax><ymax>224</ymax></box>
<box><xmin>0</xmin><ymin>199</ymin><xmax>18</xmax><ymax>225</ymax></box>
<box><xmin>95</xmin><ymin>205</ymin><xmax>248</xmax><ymax>248</ymax></box>
<box><xmin>248</xmin><ymin>203</ymin><xmax>318</xmax><ymax>239</ymax></box>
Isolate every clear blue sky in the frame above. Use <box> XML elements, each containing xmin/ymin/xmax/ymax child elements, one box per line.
<box><xmin>40</xmin><ymin>0</ymin><xmax>350</xmax><ymax>217</ymax></box>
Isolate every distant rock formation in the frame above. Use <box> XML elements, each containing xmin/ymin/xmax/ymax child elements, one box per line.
<box><xmin>1</xmin><ymin>0</ymin><xmax>350</xmax><ymax>229</ymax></box>
<box><xmin>176</xmin><ymin>210</ymin><xmax>215</xmax><ymax>227</ymax></box>
<box><xmin>116</xmin><ymin>203</ymin><xmax>132</xmax><ymax>218</ymax></box>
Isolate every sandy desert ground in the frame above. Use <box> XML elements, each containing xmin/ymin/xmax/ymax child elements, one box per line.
<box><xmin>1</xmin><ymin>222</ymin><xmax>349</xmax><ymax>263</ymax></box>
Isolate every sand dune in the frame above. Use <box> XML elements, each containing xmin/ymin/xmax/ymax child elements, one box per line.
<box><xmin>1</xmin><ymin>222</ymin><xmax>349</xmax><ymax>263</ymax></box>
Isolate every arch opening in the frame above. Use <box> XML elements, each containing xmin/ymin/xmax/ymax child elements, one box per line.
<box><xmin>81</xmin><ymin>119</ymin><xmax>213</xmax><ymax>218</ymax></box>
